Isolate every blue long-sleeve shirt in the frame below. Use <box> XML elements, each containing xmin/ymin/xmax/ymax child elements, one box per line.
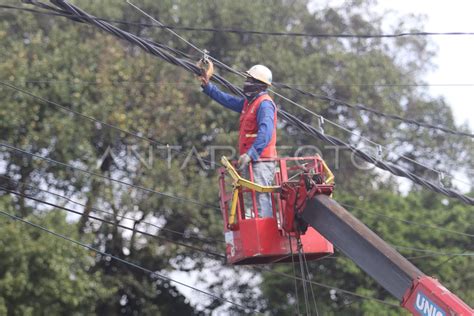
<box><xmin>202</xmin><ymin>83</ymin><xmax>275</xmax><ymax>161</ymax></box>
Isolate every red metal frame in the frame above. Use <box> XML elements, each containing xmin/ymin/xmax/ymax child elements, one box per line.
<box><xmin>401</xmin><ymin>276</ymin><xmax>473</xmax><ymax>316</ymax></box>
<box><xmin>218</xmin><ymin>156</ymin><xmax>334</xmax><ymax>265</ymax></box>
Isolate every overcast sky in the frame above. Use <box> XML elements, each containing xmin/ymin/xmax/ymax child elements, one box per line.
<box><xmin>377</xmin><ymin>0</ymin><xmax>474</xmax><ymax>129</ymax></box>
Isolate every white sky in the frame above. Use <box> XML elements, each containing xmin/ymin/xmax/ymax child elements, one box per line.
<box><xmin>377</xmin><ymin>0</ymin><xmax>474</xmax><ymax>129</ymax></box>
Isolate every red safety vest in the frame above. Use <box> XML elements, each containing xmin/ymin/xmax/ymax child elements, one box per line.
<box><xmin>238</xmin><ymin>93</ymin><xmax>277</xmax><ymax>158</ymax></box>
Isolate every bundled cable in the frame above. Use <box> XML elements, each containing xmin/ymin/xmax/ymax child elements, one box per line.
<box><xmin>6</xmin><ymin>3</ymin><xmax>472</xmax><ymax>137</ymax></box>
<box><xmin>23</xmin><ymin>0</ymin><xmax>474</xmax><ymax>205</ymax></box>
<box><xmin>272</xmin><ymin>82</ymin><xmax>474</xmax><ymax>138</ymax></box>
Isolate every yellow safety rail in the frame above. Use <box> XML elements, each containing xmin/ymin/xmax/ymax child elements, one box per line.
<box><xmin>221</xmin><ymin>156</ymin><xmax>280</xmax><ymax>225</ymax></box>
<box><xmin>321</xmin><ymin>158</ymin><xmax>335</xmax><ymax>184</ymax></box>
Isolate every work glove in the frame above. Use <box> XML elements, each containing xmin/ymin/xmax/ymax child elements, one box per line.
<box><xmin>197</xmin><ymin>59</ymin><xmax>214</xmax><ymax>86</ymax></box>
<box><xmin>237</xmin><ymin>153</ymin><xmax>252</xmax><ymax>171</ymax></box>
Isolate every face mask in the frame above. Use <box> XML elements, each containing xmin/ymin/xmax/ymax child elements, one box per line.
<box><xmin>243</xmin><ymin>81</ymin><xmax>267</xmax><ymax>98</ymax></box>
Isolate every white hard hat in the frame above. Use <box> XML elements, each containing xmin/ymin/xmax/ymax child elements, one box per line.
<box><xmin>246</xmin><ymin>65</ymin><xmax>272</xmax><ymax>86</ymax></box>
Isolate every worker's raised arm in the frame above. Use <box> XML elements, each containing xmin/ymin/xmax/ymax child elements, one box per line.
<box><xmin>202</xmin><ymin>83</ymin><xmax>245</xmax><ymax>113</ymax></box>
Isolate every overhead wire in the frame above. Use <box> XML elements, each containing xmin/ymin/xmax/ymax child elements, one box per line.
<box><xmin>0</xmin><ymin>176</ymin><xmax>466</xmax><ymax>304</ymax></box>
<box><xmin>17</xmin><ymin>0</ymin><xmax>474</xmax><ymax>203</ymax></box>
<box><xmin>2</xmin><ymin>0</ymin><xmax>470</xmax><ymax>306</ymax></box>
<box><xmin>4</xmin><ymin>2</ymin><xmax>473</xmax><ymax>156</ymax></box>
<box><xmin>0</xmin><ymin>177</ymin><xmax>406</xmax><ymax>306</ymax></box>
<box><xmin>0</xmin><ymin>206</ymin><xmax>401</xmax><ymax>310</ymax></box>
<box><xmin>0</xmin><ymin>174</ymin><xmax>224</xmax><ymax>244</ymax></box>
<box><xmin>254</xmin><ymin>265</ymin><xmax>401</xmax><ymax>308</ymax></box>
<box><xmin>6</xmin><ymin>1</ymin><xmax>473</xmax><ymax>140</ymax></box>
<box><xmin>4</xmin><ymin>79</ymin><xmax>474</xmax><ymax>88</ymax></box>
<box><xmin>4</xmin><ymin>2</ymin><xmax>474</xmax><ymax>177</ymax></box>
<box><xmin>0</xmin><ymin>142</ymin><xmax>221</xmax><ymax>211</ymax></box>
<box><xmin>271</xmin><ymin>81</ymin><xmax>474</xmax><ymax>138</ymax></box>
<box><xmin>122</xmin><ymin>0</ymin><xmax>474</xmax><ymax>190</ymax></box>
<box><xmin>4</xmin><ymin>1</ymin><xmax>473</xmax><ymax>147</ymax></box>
<box><xmin>3</xmin><ymin>74</ymin><xmax>470</xmax><ymax>194</ymax></box>
<box><xmin>3</xmin><ymin>4</ymin><xmax>474</xmax><ymax>39</ymax></box>
<box><xmin>0</xmin><ymin>178</ymin><xmax>404</xmax><ymax>308</ymax></box>
<box><xmin>0</xmin><ymin>208</ymin><xmax>255</xmax><ymax>313</ymax></box>
<box><xmin>0</xmin><ymin>185</ymin><xmax>225</xmax><ymax>259</ymax></box>
<box><xmin>2</xmin><ymin>170</ymin><xmax>469</xmax><ymax>258</ymax></box>
<box><xmin>339</xmin><ymin>202</ymin><xmax>474</xmax><ymax>239</ymax></box>
<box><xmin>0</xmin><ymin>80</ymin><xmax>221</xmax><ymax>169</ymax></box>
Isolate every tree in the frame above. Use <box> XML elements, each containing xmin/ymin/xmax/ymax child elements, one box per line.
<box><xmin>0</xmin><ymin>203</ymin><xmax>110</xmax><ymax>316</ymax></box>
<box><xmin>0</xmin><ymin>0</ymin><xmax>472</xmax><ymax>314</ymax></box>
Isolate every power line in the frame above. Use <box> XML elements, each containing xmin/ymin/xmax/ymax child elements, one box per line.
<box><xmin>122</xmin><ymin>0</ymin><xmax>474</xmax><ymax>186</ymax></box>
<box><xmin>6</xmin><ymin>78</ymin><xmax>474</xmax><ymax>88</ymax></box>
<box><xmin>272</xmin><ymin>81</ymin><xmax>474</xmax><ymax>138</ymax></box>
<box><xmin>253</xmin><ymin>266</ymin><xmax>401</xmax><ymax>308</ymax></box>
<box><xmin>0</xmin><ymin>177</ymin><xmax>449</xmax><ymax>307</ymax></box>
<box><xmin>26</xmin><ymin>0</ymin><xmax>473</xmax><ymax>205</ymax></box>
<box><xmin>391</xmin><ymin>245</ymin><xmax>474</xmax><ymax>256</ymax></box>
<box><xmin>0</xmin><ymin>204</ymin><xmax>400</xmax><ymax>310</ymax></box>
<box><xmin>2</xmin><ymin>1</ymin><xmax>470</xmax><ymax>306</ymax></box>
<box><xmin>1</xmin><ymin>81</ymin><xmax>471</xmax><ymax>234</ymax></box>
<box><xmin>0</xmin><ymin>174</ymin><xmax>224</xmax><ymax>244</ymax></box>
<box><xmin>3</xmin><ymin>172</ymin><xmax>469</xmax><ymax>258</ymax></box>
<box><xmin>0</xmin><ymin>142</ymin><xmax>221</xmax><ymax>211</ymax></box>
<box><xmin>3</xmin><ymin>4</ymin><xmax>474</xmax><ymax>39</ymax></box>
<box><xmin>5</xmin><ymin>2</ymin><xmax>474</xmax><ymax>140</ymax></box>
<box><xmin>340</xmin><ymin>202</ymin><xmax>474</xmax><ymax>239</ymax></box>
<box><xmin>279</xmin><ymin>110</ymin><xmax>474</xmax><ymax>205</ymax></box>
<box><xmin>2</xmin><ymin>172</ymin><xmax>465</xmax><ymax>307</ymax></box>
<box><xmin>0</xmin><ymin>180</ymin><xmax>406</xmax><ymax>308</ymax></box>
<box><xmin>5</xmin><ymin>5</ymin><xmax>472</xmax><ymax>157</ymax></box>
<box><xmin>0</xmin><ymin>80</ymin><xmax>221</xmax><ymax>168</ymax></box>
<box><xmin>0</xmin><ymin>185</ymin><xmax>225</xmax><ymax>259</ymax></box>
<box><xmin>0</xmin><ymin>208</ymin><xmax>255</xmax><ymax>313</ymax></box>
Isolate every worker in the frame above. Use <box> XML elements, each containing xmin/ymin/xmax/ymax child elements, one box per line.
<box><xmin>199</xmin><ymin>60</ymin><xmax>277</xmax><ymax>218</ymax></box>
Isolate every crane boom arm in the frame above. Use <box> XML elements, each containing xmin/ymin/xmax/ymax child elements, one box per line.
<box><xmin>302</xmin><ymin>195</ymin><xmax>473</xmax><ymax>315</ymax></box>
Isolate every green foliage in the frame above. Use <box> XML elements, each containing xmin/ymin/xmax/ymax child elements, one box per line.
<box><xmin>0</xmin><ymin>0</ymin><xmax>472</xmax><ymax>314</ymax></box>
<box><xmin>0</xmin><ymin>210</ymin><xmax>110</xmax><ymax>315</ymax></box>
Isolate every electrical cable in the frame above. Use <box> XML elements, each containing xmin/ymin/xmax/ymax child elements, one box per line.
<box><xmin>32</xmin><ymin>0</ymin><xmax>473</xmax><ymax>205</ymax></box>
<box><xmin>278</xmin><ymin>110</ymin><xmax>474</xmax><ymax>205</ymax></box>
<box><xmin>0</xmin><ymin>176</ymin><xmax>424</xmax><ymax>307</ymax></box>
<box><xmin>15</xmin><ymin>0</ymin><xmax>472</xmax><ymax>167</ymax></box>
<box><xmin>3</xmin><ymin>168</ymin><xmax>469</xmax><ymax>259</ymax></box>
<box><xmin>391</xmin><ymin>245</ymin><xmax>474</xmax><ymax>256</ymax></box>
<box><xmin>3</xmin><ymin>74</ymin><xmax>472</xmax><ymax>144</ymax></box>
<box><xmin>124</xmin><ymin>0</ymin><xmax>474</xmax><ymax>185</ymax></box>
<box><xmin>339</xmin><ymin>202</ymin><xmax>474</xmax><ymax>238</ymax></box>
<box><xmin>10</xmin><ymin>0</ymin><xmax>473</xmax><ymax>140</ymax></box>
<box><xmin>301</xmin><ymin>244</ymin><xmax>320</xmax><ymax>316</ymax></box>
<box><xmin>5</xmin><ymin>79</ymin><xmax>474</xmax><ymax>88</ymax></box>
<box><xmin>288</xmin><ymin>235</ymin><xmax>302</xmax><ymax>315</ymax></box>
<box><xmin>0</xmin><ymin>174</ymin><xmax>225</xmax><ymax>244</ymax></box>
<box><xmin>123</xmin><ymin>0</ymin><xmax>474</xmax><ymax>189</ymax></box>
<box><xmin>254</xmin><ymin>265</ymin><xmax>401</xmax><ymax>308</ymax></box>
<box><xmin>0</xmin><ymin>203</ymin><xmax>401</xmax><ymax>310</ymax></box>
<box><xmin>0</xmin><ymin>178</ymin><xmax>405</xmax><ymax>308</ymax></box>
<box><xmin>0</xmin><ymin>208</ymin><xmax>255</xmax><ymax>313</ymax></box>
<box><xmin>6</xmin><ymin>2</ymin><xmax>474</xmax><ymax>143</ymax></box>
<box><xmin>8</xmin><ymin>1</ymin><xmax>474</xmax><ymax>306</ymax></box>
<box><xmin>2</xmin><ymin>1</ymin><xmax>466</xmax><ymax>308</ymax></box>
<box><xmin>0</xmin><ymin>185</ymin><xmax>225</xmax><ymax>259</ymax></box>
<box><xmin>0</xmin><ymin>142</ymin><xmax>221</xmax><ymax>211</ymax></box>
<box><xmin>272</xmin><ymin>81</ymin><xmax>474</xmax><ymax>138</ymax></box>
<box><xmin>0</xmin><ymin>80</ymin><xmax>221</xmax><ymax>168</ymax></box>
<box><xmin>5</xmin><ymin>144</ymin><xmax>467</xmax><ymax>257</ymax></box>
<box><xmin>3</xmin><ymin>4</ymin><xmax>474</xmax><ymax>39</ymax></box>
